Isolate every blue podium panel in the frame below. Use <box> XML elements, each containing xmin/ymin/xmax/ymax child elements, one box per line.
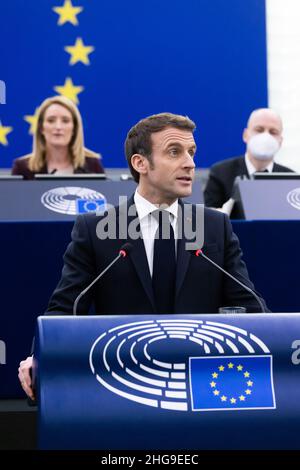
<box><xmin>36</xmin><ymin>314</ymin><xmax>300</xmax><ymax>450</ymax></box>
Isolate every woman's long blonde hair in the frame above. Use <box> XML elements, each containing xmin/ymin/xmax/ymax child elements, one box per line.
<box><xmin>29</xmin><ymin>95</ymin><xmax>99</xmax><ymax>172</ymax></box>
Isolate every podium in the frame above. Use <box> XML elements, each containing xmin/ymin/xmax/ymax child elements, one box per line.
<box><xmin>35</xmin><ymin>314</ymin><xmax>300</xmax><ymax>450</ymax></box>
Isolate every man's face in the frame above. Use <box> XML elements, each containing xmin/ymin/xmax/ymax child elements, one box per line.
<box><xmin>138</xmin><ymin>127</ymin><xmax>196</xmax><ymax>205</ymax></box>
<box><xmin>243</xmin><ymin>110</ymin><xmax>283</xmax><ymax>147</ymax></box>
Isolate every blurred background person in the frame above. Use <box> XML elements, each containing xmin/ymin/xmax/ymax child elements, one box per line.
<box><xmin>204</xmin><ymin>108</ymin><xmax>293</xmax><ymax>218</ymax></box>
<box><xmin>11</xmin><ymin>96</ymin><xmax>105</xmax><ymax>179</ymax></box>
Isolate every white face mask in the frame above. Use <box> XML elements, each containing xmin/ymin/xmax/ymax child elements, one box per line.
<box><xmin>247</xmin><ymin>132</ymin><xmax>280</xmax><ymax>161</ymax></box>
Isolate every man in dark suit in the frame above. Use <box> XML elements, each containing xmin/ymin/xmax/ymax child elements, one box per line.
<box><xmin>18</xmin><ymin>112</ymin><xmax>268</xmax><ymax>399</ymax></box>
<box><xmin>204</xmin><ymin>108</ymin><xmax>294</xmax><ymax>218</ymax></box>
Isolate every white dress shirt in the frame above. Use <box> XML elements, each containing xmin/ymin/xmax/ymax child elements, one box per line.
<box><xmin>134</xmin><ymin>190</ymin><xmax>178</xmax><ymax>277</ymax></box>
<box><xmin>245</xmin><ymin>153</ymin><xmax>274</xmax><ymax>175</ymax></box>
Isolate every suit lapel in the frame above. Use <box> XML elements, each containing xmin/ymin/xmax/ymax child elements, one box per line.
<box><xmin>175</xmin><ymin>237</ymin><xmax>191</xmax><ymax>298</ymax></box>
<box><xmin>117</xmin><ymin>196</ymin><xmax>156</xmax><ymax>311</ymax></box>
<box><xmin>239</xmin><ymin>156</ymin><xmax>249</xmax><ymax>177</ymax></box>
<box><xmin>129</xmin><ymin>237</ymin><xmax>156</xmax><ymax>311</ymax></box>
<box><xmin>175</xmin><ymin>200</ymin><xmax>192</xmax><ymax>298</ymax></box>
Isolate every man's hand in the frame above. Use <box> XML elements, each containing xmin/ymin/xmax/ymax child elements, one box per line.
<box><xmin>18</xmin><ymin>356</ymin><xmax>35</xmax><ymax>400</ymax></box>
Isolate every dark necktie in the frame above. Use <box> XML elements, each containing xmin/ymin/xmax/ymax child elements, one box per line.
<box><xmin>152</xmin><ymin>209</ymin><xmax>176</xmax><ymax>314</ymax></box>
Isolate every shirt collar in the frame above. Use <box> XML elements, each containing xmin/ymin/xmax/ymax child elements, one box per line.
<box><xmin>134</xmin><ymin>189</ymin><xmax>179</xmax><ymax>221</ymax></box>
<box><xmin>245</xmin><ymin>153</ymin><xmax>274</xmax><ymax>175</ymax></box>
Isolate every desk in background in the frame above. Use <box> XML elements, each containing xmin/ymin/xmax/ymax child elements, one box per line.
<box><xmin>0</xmin><ymin>178</ymin><xmax>203</xmax><ymax>221</ymax></box>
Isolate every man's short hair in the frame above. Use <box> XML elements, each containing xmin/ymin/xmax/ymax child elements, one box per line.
<box><xmin>125</xmin><ymin>112</ymin><xmax>196</xmax><ymax>182</ymax></box>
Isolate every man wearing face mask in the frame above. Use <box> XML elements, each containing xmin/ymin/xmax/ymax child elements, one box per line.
<box><xmin>204</xmin><ymin>108</ymin><xmax>294</xmax><ymax>218</ymax></box>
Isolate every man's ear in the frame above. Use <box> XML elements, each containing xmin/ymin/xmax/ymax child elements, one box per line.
<box><xmin>131</xmin><ymin>154</ymin><xmax>149</xmax><ymax>177</ymax></box>
<box><xmin>242</xmin><ymin>128</ymin><xmax>249</xmax><ymax>144</ymax></box>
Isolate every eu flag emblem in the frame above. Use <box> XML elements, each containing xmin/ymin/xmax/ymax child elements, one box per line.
<box><xmin>189</xmin><ymin>355</ymin><xmax>276</xmax><ymax>411</ymax></box>
<box><xmin>76</xmin><ymin>198</ymin><xmax>106</xmax><ymax>214</ymax></box>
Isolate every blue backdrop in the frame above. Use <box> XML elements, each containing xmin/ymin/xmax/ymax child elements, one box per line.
<box><xmin>0</xmin><ymin>0</ymin><xmax>268</xmax><ymax>169</ymax></box>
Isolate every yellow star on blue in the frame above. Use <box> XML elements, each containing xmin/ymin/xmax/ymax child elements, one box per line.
<box><xmin>65</xmin><ymin>37</ymin><xmax>95</xmax><ymax>65</ymax></box>
<box><xmin>53</xmin><ymin>0</ymin><xmax>83</xmax><ymax>26</ymax></box>
<box><xmin>24</xmin><ymin>108</ymin><xmax>39</xmax><ymax>135</ymax></box>
<box><xmin>54</xmin><ymin>77</ymin><xmax>84</xmax><ymax>104</ymax></box>
<box><xmin>0</xmin><ymin>121</ymin><xmax>13</xmax><ymax>146</ymax></box>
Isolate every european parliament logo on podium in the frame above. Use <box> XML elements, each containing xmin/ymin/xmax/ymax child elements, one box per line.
<box><xmin>89</xmin><ymin>318</ymin><xmax>276</xmax><ymax>413</ymax></box>
<box><xmin>41</xmin><ymin>186</ymin><xmax>107</xmax><ymax>215</ymax></box>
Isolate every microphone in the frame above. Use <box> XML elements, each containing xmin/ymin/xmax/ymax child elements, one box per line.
<box><xmin>195</xmin><ymin>249</ymin><xmax>266</xmax><ymax>313</ymax></box>
<box><xmin>73</xmin><ymin>242</ymin><xmax>133</xmax><ymax>315</ymax></box>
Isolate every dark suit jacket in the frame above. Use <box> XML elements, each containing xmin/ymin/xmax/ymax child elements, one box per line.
<box><xmin>11</xmin><ymin>154</ymin><xmax>105</xmax><ymax>180</ymax></box>
<box><xmin>46</xmin><ymin>197</ymin><xmax>268</xmax><ymax>315</ymax></box>
<box><xmin>204</xmin><ymin>156</ymin><xmax>294</xmax><ymax>218</ymax></box>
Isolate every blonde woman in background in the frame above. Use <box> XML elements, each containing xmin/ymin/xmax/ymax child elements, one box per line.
<box><xmin>12</xmin><ymin>96</ymin><xmax>105</xmax><ymax>179</ymax></box>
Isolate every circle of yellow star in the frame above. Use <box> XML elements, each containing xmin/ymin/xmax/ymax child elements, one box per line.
<box><xmin>0</xmin><ymin>122</ymin><xmax>13</xmax><ymax>146</ymax></box>
<box><xmin>210</xmin><ymin>362</ymin><xmax>255</xmax><ymax>406</ymax></box>
<box><xmin>65</xmin><ymin>37</ymin><xmax>95</xmax><ymax>65</ymax></box>
<box><xmin>54</xmin><ymin>77</ymin><xmax>84</xmax><ymax>104</ymax></box>
<box><xmin>24</xmin><ymin>108</ymin><xmax>39</xmax><ymax>135</ymax></box>
<box><xmin>53</xmin><ymin>0</ymin><xmax>83</xmax><ymax>26</ymax></box>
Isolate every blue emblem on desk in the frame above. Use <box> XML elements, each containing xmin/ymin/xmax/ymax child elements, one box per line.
<box><xmin>76</xmin><ymin>198</ymin><xmax>106</xmax><ymax>214</ymax></box>
<box><xmin>190</xmin><ymin>355</ymin><xmax>275</xmax><ymax>411</ymax></box>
